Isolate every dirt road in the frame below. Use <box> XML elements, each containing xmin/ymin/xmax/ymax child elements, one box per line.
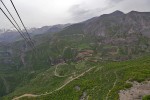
<box><xmin>12</xmin><ymin>67</ymin><xmax>95</xmax><ymax>100</ymax></box>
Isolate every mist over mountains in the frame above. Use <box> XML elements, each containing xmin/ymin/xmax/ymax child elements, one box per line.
<box><xmin>0</xmin><ymin>24</ymin><xmax>70</xmax><ymax>42</ymax></box>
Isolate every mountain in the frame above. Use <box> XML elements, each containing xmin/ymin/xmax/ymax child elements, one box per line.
<box><xmin>84</xmin><ymin>10</ymin><xmax>150</xmax><ymax>37</ymax></box>
<box><xmin>0</xmin><ymin>11</ymin><xmax>150</xmax><ymax>100</ymax></box>
<box><xmin>28</xmin><ymin>24</ymin><xmax>70</xmax><ymax>36</ymax></box>
<box><xmin>56</xmin><ymin>10</ymin><xmax>150</xmax><ymax>60</ymax></box>
<box><xmin>0</xmin><ymin>24</ymin><xmax>70</xmax><ymax>42</ymax></box>
<box><xmin>61</xmin><ymin>10</ymin><xmax>150</xmax><ymax>38</ymax></box>
<box><xmin>0</xmin><ymin>31</ymin><xmax>20</xmax><ymax>42</ymax></box>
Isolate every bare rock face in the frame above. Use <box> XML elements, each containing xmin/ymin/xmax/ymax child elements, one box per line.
<box><xmin>119</xmin><ymin>81</ymin><xmax>150</xmax><ymax>100</ymax></box>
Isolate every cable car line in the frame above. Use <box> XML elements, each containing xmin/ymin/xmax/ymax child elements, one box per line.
<box><xmin>0</xmin><ymin>7</ymin><xmax>33</xmax><ymax>48</ymax></box>
<box><xmin>10</xmin><ymin>0</ymin><xmax>35</xmax><ymax>49</ymax></box>
<box><xmin>0</xmin><ymin>0</ymin><xmax>30</xmax><ymax>43</ymax></box>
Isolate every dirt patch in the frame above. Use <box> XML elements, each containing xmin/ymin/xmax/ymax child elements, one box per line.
<box><xmin>119</xmin><ymin>81</ymin><xmax>150</xmax><ymax>100</ymax></box>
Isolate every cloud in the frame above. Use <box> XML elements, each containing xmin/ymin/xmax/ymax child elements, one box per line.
<box><xmin>69</xmin><ymin>4</ymin><xmax>91</xmax><ymax>21</ymax></box>
<box><xmin>68</xmin><ymin>0</ymin><xmax>124</xmax><ymax>22</ymax></box>
<box><xmin>0</xmin><ymin>0</ymin><xmax>150</xmax><ymax>29</ymax></box>
<box><xmin>69</xmin><ymin>5</ymin><xmax>89</xmax><ymax>16</ymax></box>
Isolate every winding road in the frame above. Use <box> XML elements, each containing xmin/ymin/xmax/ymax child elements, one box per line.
<box><xmin>54</xmin><ymin>63</ymin><xmax>68</xmax><ymax>77</ymax></box>
<box><xmin>12</xmin><ymin>67</ymin><xmax>95</xmax><ymax>100</ymax></box>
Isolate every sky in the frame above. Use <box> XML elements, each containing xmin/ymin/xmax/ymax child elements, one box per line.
<box><xmin>0</xmin><ymin>0</ymin><xmax>150</xmax><ymax>29</ymax></box>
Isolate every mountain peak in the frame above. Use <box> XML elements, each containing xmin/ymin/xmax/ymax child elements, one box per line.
<box><xmin>127</xmin><ymin>11</ymin><xmax>150</xmax><ymax>16</ymax></box>
<box><xmin>128</xmin><ymin>10</ymin><xmax>139</xmax><ymax>14</ymax></box>
<box><xmin>111</xmin><ymin>10</ymin><xmax>124</xmax><ymax>15</ymax></box>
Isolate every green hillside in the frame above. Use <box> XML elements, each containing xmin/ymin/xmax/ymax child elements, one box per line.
<box><xmin>0</xmin><ymin>11</ymin><xmax>150</xmax><ymax>100</ymax></box>
<box><xmin>1</xmin><ymin>31</ymin><xmax>150</xmax><ymax>100</ymax></box>
<box><xmin>3</xmin><ymin>54</ymin><xmax>150</xmax><ymax>100</ymax></box>
<box><xmin>34</xmin><ymin>55</ymin><xmax>150</xmax><ymax>100</ymax></box>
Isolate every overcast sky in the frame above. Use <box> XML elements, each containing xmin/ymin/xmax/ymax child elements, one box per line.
<box><xmin>0</xmin><ymin>0</ymin><xmax>150</xmax><ymax>29</ymax></box>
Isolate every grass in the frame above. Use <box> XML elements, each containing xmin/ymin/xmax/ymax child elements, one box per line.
<box><xmin>35</xmin><ymin>55</ymin><xmax>150</xmax><ymax>100</ymax></box>
<box><xmin>56</xmin><ymin>63</ymin><xmax>76</xmax><ymax>76</ymax></box>
<box><xmin>143</xmin><ymin>95</ymin><xmax>150</xmax><ymax>100</ymax></box>
<box><xmin>2</xmin><ymin>60</ymin><xmax>94</xmax><ymax>100</ymax></box>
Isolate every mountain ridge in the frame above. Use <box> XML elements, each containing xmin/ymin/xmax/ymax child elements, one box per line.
<box><xmin>0</xmin><ymin>24</ymin><xmax>71</xmax><ymax>42</ymax></box>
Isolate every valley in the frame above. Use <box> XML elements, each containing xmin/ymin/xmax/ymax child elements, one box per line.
<box><xmin>0</xmin><ymin>11</ymin><xmax>150</xmax><ymax>100</ymax></box>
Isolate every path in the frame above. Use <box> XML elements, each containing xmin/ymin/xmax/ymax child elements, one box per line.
<box><xmin>12</xmin><ymin>67</ymin><xmax>95</xmax><ymax>100</ymax></box>
<box><xmin>105</xmin><ymin>71</ymin><xmax>118</xmax><ymax>100</ymax></box>
<box><xmin>54</xmin><ymin>63</ymin><xmax>68</xmax><ymax>77</ymax></box>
